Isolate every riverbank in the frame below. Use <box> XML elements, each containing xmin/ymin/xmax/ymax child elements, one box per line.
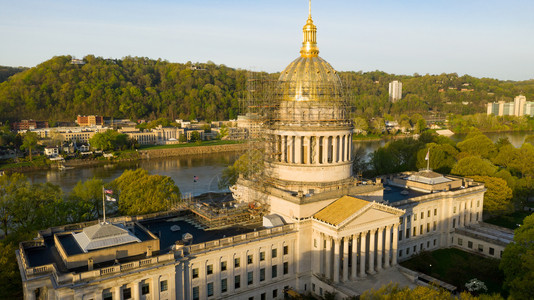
<box><xmin>0</xmin><ymin>141</ymin><xmax>248</xmax><ymax>173</ymax></box>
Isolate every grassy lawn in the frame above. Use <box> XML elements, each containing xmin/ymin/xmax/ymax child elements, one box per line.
<box><xmin>139</xmin><ymin>140</ymin><xmax>244</xmax><ymax>150</ymax></box>
<box><xmin>484</xmin><ymin>211</ymin><xmax>532</xmax><ymax>230</ymax></box>
<box><xmin>400</xmin><ymin>248</ymin><xmax>505</xmax><ymax>296</ymax></box>
<box><xmin>0</xmin><ymin>155</ymin><xmax>50</xmax><ymax>170</ymax></box>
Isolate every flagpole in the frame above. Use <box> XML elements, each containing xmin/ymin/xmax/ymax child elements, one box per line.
<box><xmin>102</xmin><ymin>186</ymin><xmax>106</xmax><ymax>224</ymax></box>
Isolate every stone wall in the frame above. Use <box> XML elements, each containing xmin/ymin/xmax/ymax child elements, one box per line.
<box><xmin>139</xmin><ymin>143</ymin><xmax>248</xmax><ymax>159</ymax></box>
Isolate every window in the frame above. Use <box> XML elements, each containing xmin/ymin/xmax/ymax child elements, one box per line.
<box><xmin>207</xmin><ymin>264</ymin><xmax>213</xmax><ymax>275</ymax></box>
<box><xmin>406</xmin><ymin>247</ymin><xmax>410</xmax><ymax>255</ymax></box>
<box><xmin>248</xmin><ymin>254</ymin><xmax>253</xmax><ymax>264</ymax></box>
<box><xmin>283</xmin><ymin>262</ymin><xmax>289</xmax><ymax>274</ymax></box>
<box><xmin>399</xmin><ymin>230</ymin><xmax>403</xmax><ymax>241</ymax></box>
<box><xmin>427</xmin><ymin>210</ymin><xmax>430</xmax><ymax>218</ymax></box>
<box><xmin>247</xmin><ymin>271</ymin><xmax>254</xmax><ymax>285</ymax></box>
<box><xmin>458</xmin><ymin>238</ymin><xmax>463</xmax><ymax>246</ymax></box>
<box><xmin>434</xmin><ymin>208</ymin><xmax>437</xmax><ymax>216</ymax></box>
<box><xmin>468</xmin><ymin>241</ymin><xmax>473</xmax><ymax>249</ymax></box>
<box><xmin>413</xmin><ymin>227</ymin><xmax>416</xmax><ymax>237</ymax></box>
<box><xmin>312</xmin><ymin>283</ymin><xmax>316</xmax><ymax>292</ymax></box>
<box><xmin>260</xmin><ymin>268</ymin><xmax>265</xmax><ymax>281</ymax></box>
<box><xmin>453</xmin><ymin>206</ymin><xmax>457</xmax><ymax>213</ymax></box>
<box><xmin>283</xmin><ymin>245</ymin><xmax>289</xmax><ymax>255</ymax></box>
<box><xmin>103</xmin><ymin>290</ymin><xmax>112</xmax><ymax>300</ymax></box>
<box><xmin>427</xmin><ymin>241</ymin><xmax>430</xmax><ymax>248</ymax></box>
<box><xmin>221</xmin><ymin>261</ymin><xmax>227</xmax><ymax>271</ymax></box>
<box><xmin>141</xmin><ymin>282</ymin><xmax>149</xmax><ymax>295</ymax></box>
<box><xmin>477</xmin><ymin>200</ymin><xmax>480</xmax><ymax>207</ymax></box>
<box><xmin>427</xmin><ymin>223</ymin><xmax>430</xmax><ymax>233</ymax></box>
<box><xmin>433</xmin><ymin>239</ymin><xmax>437</xmax><ymax>246</ymax></box>
<box><xmin>414</xmin><ymin>213</ymin><xmax>417</xmax><ymax>221</ymax></box>
<box><xmin>489</xmin><ymin>247</ymin><xmax>495</xmax><ymax>256</ymax></box>
<box><xmin>314</xmin><ymin>239</ymin><xmax>317</xmax><ymax>248</ymax></box>
<box><xmin>260</xmin><ymin>251</ymin><xmax>265</xmax><ymax>261</ymax></box>
<box><xmin>476</xmin><ymin>212</ymin><xmax>479</xmax><ymax>221</ymax></box>
<box><xmin>261</xmin><ymin>293</ymin><xmax>266</xmax><ymax>300</ymax></box>
<box><xmin>399</xmin><ymin>250</ymin><xmax>403</xmax><ymax>257</ymax></box>
<box><xmin>192</xmin><ymin>286</ymin><xmax>199</xmax><ymax>300</ymax></box>
<box><xmin>272</xmin><ymin>248</ymin><xmax>277</xmax><ymax>258</ymax></box>
<box><xmin>453</xmin><ymin>219</ymin><xmax>456</xmax><ymax>228</ymax></box>
<box><xmin>207</xmin><ymin>282</ymin><xmax>214</xmax><ymax>297</ymax></box>
<box><xmin>406</xmin><ymin>228</ymin><xmax>410</xmax><ymax>239</ymax></box>
<box><xmin>420</xmin><ymin>225</ymin><xmax>423</xmax><ymax>235</ymax></box>
<box><xmin>221</xmin><ymin>278</ymin><xmax>228</xmax><ymax>293</ymax></box>
<box><xmin>478</xmin><ymin>244</ymin><xmax>483</xmax><ymax>252</ymax></box>
<box><xmin>413</xmin><ymin>245</ymin><xmax>416</xmax><ymax>253</ymax></box>
<box><xmin>272</xmin><ymin>265</ymin><xmax>278</xmax><ymax>278</ymax></box>
<box><xmin>235</xmin><ymin>275</ymin><xmax>241</xmax><ymax>289</ymax></box>
<box><xmin>249</xmin><ymin>297</ymin><xmax>254</xmax><ymax>300</ymax></box>
<box><xmin>234</xmin><ymin>257</ymin><xmax>240</xmax><ymax>268</ymax></box>
<box><xmin>160</xmin><ymin>280</ymin><xmax>168</xmax><ymax>292</ymax></box>
<box><xmin>122</xmin><ymin>287</ymin><xmax>131</xmax><ymax>299</ymax></box>
<box><xmin>273</xmin><ymin>289</ymin><xmax>278</xmax><ymax>298</ymax></box>
<box><xmin>400</xmin><ymin>216</ymin><xmax>404</xmax><ymax>224</ymax></box>
<box><xmin>433</xmin><ymin>221</ymin><xmax>437</xmax><ymax>231</ymax></box>
<box><xmin>420</xmin><ymin>243</ymin><xmax>423</xmax><ymax>251</ymax></box>
<box><xmin>192</xmin><ymin>268</ymin><xmax>199</xmax><ymax>279</ymax></box>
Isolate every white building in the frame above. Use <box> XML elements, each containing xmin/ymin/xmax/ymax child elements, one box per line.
<box><xmin>16</xmin><ymin>5</ymin><xmax>508</xmax><ymax>300</ymax></box>
<box><xmin>487</xmin><ymin>95</ymin><xmax>534</xmax><ymax>117</ymax></box>
<box><xmin>388</xmin><ymin>80</ymin><xmax>402</xmax><ymax>102</ymax></box>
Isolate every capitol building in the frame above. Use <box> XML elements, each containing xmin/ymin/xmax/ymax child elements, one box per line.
<box><xmin>16</xmin><ymin>5</ymin><xmax>511</xmax><ymax>300</ymax></box>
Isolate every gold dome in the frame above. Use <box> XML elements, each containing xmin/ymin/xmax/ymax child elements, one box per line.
<box><xmin>276</xmin><ymin>1</ymin><xmax>344</xmax><ymax>103</ymax></box>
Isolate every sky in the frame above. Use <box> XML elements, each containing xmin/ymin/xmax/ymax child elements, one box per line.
<box><xmin>0</xmin><ymin>0</ymin><xmax>533</xmax><ymax>81</ymax></box>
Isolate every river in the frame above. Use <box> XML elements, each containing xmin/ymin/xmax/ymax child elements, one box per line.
<box><xmin>24</xmin><ymin>131</ymin><xmax>531</xmax><ymax>196</ymax></box>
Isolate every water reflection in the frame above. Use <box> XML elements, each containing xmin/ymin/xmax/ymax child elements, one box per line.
<box><xmin>22</xmin><ymin>131</ymin><xmax>531</xmax><ymax>195</ymax></box>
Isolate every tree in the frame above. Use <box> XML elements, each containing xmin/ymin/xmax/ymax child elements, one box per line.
<box><xmin>113</xmin><ymin>168</ymin><xmax>181</xmax><ymax>215</ymax></box>
<box><xmin>370</xmin><ymin>138</ymin><xmax>424</xmax><ymax>175</ymax></box>
<box><xmin>457</xmin><ymin>134</ymin><xmax>497</xmax><ymax>159</ymax></box>
<box><xmin>0</xmin><ymin>173</ymin><xmax>29</xmax><ymax>237</ymax></box>
<box><xmin>68</xmin><ymin>178</ymin><xmax>105</xmax><ymax>221</ymax></box>
<box><xmin>218</xmin><ymin>149</ymin><xmax>264</xmax><ymax>189</ymax></box>
<box><xmin>416</xmin><ymin>143</ymin><xmax>459</xmax><ymax>174</ymax></box>
<box><xmin>360</xmin><ymin>282</ymin><xmax>502</xmax><ymax>300</ymax></box>
<box><xmin>500</xmin><ymin>213</ymin><xmax>534</xmax><ymax>299</ymax></box>
<box><xmin>20</xmin><ymin>131</ymin><xmax>39</xmax><ymax>161</ymax></box>
<box><xmin>470</xmin><ymin>176</ymin><xmax>513</xmax><ymax>215</ymax></box>
<box><xmin>89</xmin><ymin>130</ymin><xmax>130</xmax><ymax>151</ymax></box>
<box><xmin>525</xmin><ymin>134</ymin><xmax>534</xmax><ymax>145</ymax></box>
<box><xmin>451</xmin><ymin>157</ymin><xmax>497</xmax><ymax>177</ymax></box>
<box><xmin>189</xmin><ymin>131</ymin><xmax>201</xmax><ymax>142</ymax></box>
<box><xmin>353</xmin><ymin>117</ymin><xmax>369</xmax><ymax>134</ymax></box>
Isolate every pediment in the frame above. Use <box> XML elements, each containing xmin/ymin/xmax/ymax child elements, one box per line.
<box><xmin>313</xmin><ymin>195</ymin><xmax>404</xmax><ymax>230</ymax></box>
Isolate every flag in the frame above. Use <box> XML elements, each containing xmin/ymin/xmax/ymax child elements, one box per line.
<box><xmin>425</xmin><ymin>149</ymin><xmax>430</xmax><ymax>161</ymax></box>
<box><xmin>105</xmin><ymin>195</ymin><xmax>116</xmax><ymax>202</ymax></box>
<box><xmin>193</xmin><ymin>175</ymin><xmax>198</xmax><ymax>183</ymax></box>
<box><xmin>104</xmin><ymin>189</ymin><xmax>113</xmax><ymax>194</ymax></box>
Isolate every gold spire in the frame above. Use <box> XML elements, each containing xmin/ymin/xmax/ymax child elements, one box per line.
<box><xmin>300</xmin><ymin>0</ymin><xmax>319</xmax><ymax>58</ymax></box>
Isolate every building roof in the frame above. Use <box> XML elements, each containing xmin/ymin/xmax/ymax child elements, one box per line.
<box><xmin>73</xmin><ymin>223</ymin><xmax>141</xmax><ymax>252</ymax></box>
<box><xmin>313</xmin><ymin>195</ymin><xmax>369</xmax><ymax>226</ymax></box>
<box><xmin>406</xmin><ymin>170</ymin><xmax>452</xmax><ymax>185</ymax></box>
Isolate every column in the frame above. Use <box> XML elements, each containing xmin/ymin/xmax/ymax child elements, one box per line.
<box><xmin>392</xmin><ymin>225</ymin><xmax>399</xmax><ymax>266</ymax></box>
<box><xmin>319</xmin><ymin>233</ymin><xmax>325</xmax><ymax>275</ymax></box>
<box><xmin>368</xmin><ymin>229</ymin><xmax>376</xmax><ymax>274</ymax></box>
<box><xmin>306</xmin><ymin>136</ymin><xmax>311</xmax><ymax>164</ymax></box>
<box><xmin>322</xmin><ymin>136</ymin><xmax>328</xmax><ymax>164</ymax></box>
<box><xmin>376</xmin><ymin>227</ymin><xmax>383</xmax><ymax>272</ymax></box>
<box><xmin>349</xmin><ymin>133</ymin><xmax>352</xmax><ymax>159</ymax></box>
<box><xmin>295</xmin><ymin>136</ymin><xmax>302</xmax><ymax>164</ymax></box>
<box><xmin>325</xmin><ymin>236</ymin><xmax>332</xmax><ymax>280</ymax></box>
<box><xmin>341</xmin><ymin>135</ymin><xmax>347</xmax><ymax>161</ymax></box>
<box><xmin>113</xmin><ymin>286</ymin><xmax>121</xmax><ymax>300</ymax></box>
<box><xmin>342</xmin><ymin>237</ymin><xmax>349</xmax><ymax>282</ymax></box>
<box><xmin>333</xmin><ymin>238</ymin><xmax>340</xmax><ymax>283</ymax></box>
<box><xmin>132</xmin><ymin>281</ymin><xmax>140</xmax><ymax>299</ymax></box>
<box><xmin>346</xmin><ymin>135</ymin><xmax>351</xmax><ymax>161</ymax></box>
<box><xmin>351</xmin><ymin>234</ymin><xmax>358</xmax><ymax>280</ymax></box>
<box><xmin>336</xmin><ymin>136</ymin><xmax>341</xmax><ymax>162</ymax></box>
<box><xmin>359</xmin><ymin>231</ymin><xmax>367</xmax><ymax>278</ymax></box>
<box><xmin>282</xmin><ymin>135</ymin><xmax>287</xmax><ymax>163</ymax></box>
<box><xmin>312</xmin><ymin>232</ymin><xmax>320</xmax><ymax>274</ymax></box>
<box><xmin>384</xmin><ymin>225</ymin><xmax>391</xmax><ymax>268</ymax></box>
<box><xmin>314</xmin><ymin>136</ymin><xmax>320</xmax><ymax>165</ymax></box>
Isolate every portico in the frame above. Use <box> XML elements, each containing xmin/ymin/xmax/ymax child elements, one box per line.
<box><xmin>311</xmin><ymin>196</ymin><xmax>404</xmax><ymax>282</ymax></box>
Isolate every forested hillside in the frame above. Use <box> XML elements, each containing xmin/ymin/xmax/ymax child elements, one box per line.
<box><xmin>1</xmin><ymin>55</ymin><xmax>533</xmax><ymax>123</ymax></box>
<box><xmin>0</xmin><ymin>66</ymin><xmax>28</xmax><ymax>83</ymax></box>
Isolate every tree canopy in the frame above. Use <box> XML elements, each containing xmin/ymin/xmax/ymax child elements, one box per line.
<box><xmin>500</xmin><ymin>213</ymin><xmax>534</xmax><ymax>299</ymax></box>
<box><xmin>112</xmin><ymin>168</ymin><xmax>181</xmax><ymax>215</ymax></box>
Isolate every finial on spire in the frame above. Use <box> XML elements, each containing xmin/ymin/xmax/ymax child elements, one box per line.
<box><xmin>300</xmin><ymin>0</ymin><xmax>319</xmax><ymax>57</ymax></box>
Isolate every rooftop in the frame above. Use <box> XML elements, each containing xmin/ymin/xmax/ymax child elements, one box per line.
<box><xmin>313</xmin><ymin>195</ymin><xmax>369</xmax><ymax>226</ymax></box>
